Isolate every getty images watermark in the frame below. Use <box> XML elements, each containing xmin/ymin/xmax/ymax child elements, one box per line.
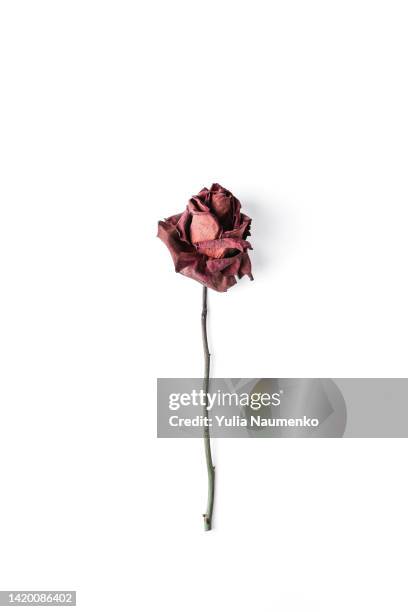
<box><xmin>167</xmin><ymin>387</ymin><xmax>319</xmax><ymax>429</ymax></box>
<box><xmin>157</xmin><ymin>378</ymin><xmax>347</xmax><ymax>438</ymax></box>
<box><xmin>158</xmin><ymin>378</ymin><xmax>408</xmax><ymax>438</ymax></box>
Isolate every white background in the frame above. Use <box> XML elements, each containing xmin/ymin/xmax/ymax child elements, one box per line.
<box><xmin>1</xmin><ymin>1</ymin><xmax>408</xmax><ymax>610</ymax></box>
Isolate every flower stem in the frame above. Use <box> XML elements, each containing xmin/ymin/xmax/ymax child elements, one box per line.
<box><xmin>201</xmin><ymin>286</ymin><xmax>215</xmax><ymax>531</ymax></box>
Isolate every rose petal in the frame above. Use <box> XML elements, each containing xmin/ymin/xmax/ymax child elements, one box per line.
<box><xmin>175</xmin><ymin>208</ymin><xmax>191</xmax><ymax>244</ymax></box>
<box><xmin>164</xmin><ymin>212</ymin><xmax>183</xmax><ymax>226</ymax></box>
<box><xmin>238</xmin><ymin>252</ymin><xmax>254</xmax><ymax>280</ymax></box>
<box><xmin>223</xmin><ymin>213</ymin><xmax>252</xmax><ymax>239</ymax></box>
<box><xmin>197</xmin><ymin>238</ymin><xmax>252</xmax><ymax>259</ymax></box>
<box><xmin>190</xmin><ymin>212</ymin><xmax>221</xmax><ymax>244</ymax></box>
<box><xmin>211</xmin><ymin>192</ymin><xmax>232</xmax><ymax>219</ymax></box>
<box><xmin>206</xmin><ymin>252</ymin><xmax>243</xmax><ymax>274</ymax></box>
<box><xmin>206</xmin><ymin>183</ymin><xmax>241</xmax><ymax>231</ymax></box>
<box><xmin>188</xmin><ymin>195</ymin><xmax>210</xmax><ymax>213</ymax></box>
<box><xmin>179</xmin><ymin>260</ymin><xmax>237</xmax><ymax>292</ymax></box>
<box><xmin>157</xmin><ymin>220</ymin><xmax>197</xmax><ymax>272</ymax></box>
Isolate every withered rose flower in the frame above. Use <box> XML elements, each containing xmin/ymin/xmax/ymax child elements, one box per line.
<box><xmin>158</xmin><ymin>183</ymin><xmax>253</xmax><ymax>292</ymax></box>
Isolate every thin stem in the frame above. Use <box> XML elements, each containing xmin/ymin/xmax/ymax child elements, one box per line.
<box><xmin>201</xmin><ymin>286</ymin><xmax>215</xmax><ymax>531</ymax></box>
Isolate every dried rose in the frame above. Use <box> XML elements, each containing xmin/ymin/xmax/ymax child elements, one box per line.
<box><xmin>158</xmin><ymin>183</ymin><xmax>253</xmax><ymax>292</ymax></box>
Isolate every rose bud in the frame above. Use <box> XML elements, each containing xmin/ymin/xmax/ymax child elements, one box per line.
<box><xmin>158</xmin><ymin>183</ymin><xmax>253</xmax><ymax>292</ymax></box>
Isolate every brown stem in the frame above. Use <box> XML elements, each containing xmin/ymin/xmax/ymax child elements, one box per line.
<box><xmin>201</xmin><ymin>286</ymin><xmax>215</xmax><ymax>531</ymax></box>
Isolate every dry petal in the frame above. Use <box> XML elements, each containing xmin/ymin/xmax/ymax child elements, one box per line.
<box><xmin>190</xmin><ymin>212</ymin><xmax>221</xmax><ymax>244</ymax></box>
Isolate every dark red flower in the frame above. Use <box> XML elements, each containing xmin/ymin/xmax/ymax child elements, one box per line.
<box><xmin>158</xmin><ymin>184</ymin><xmax>253</xmax><ymax>292</ymax></box>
